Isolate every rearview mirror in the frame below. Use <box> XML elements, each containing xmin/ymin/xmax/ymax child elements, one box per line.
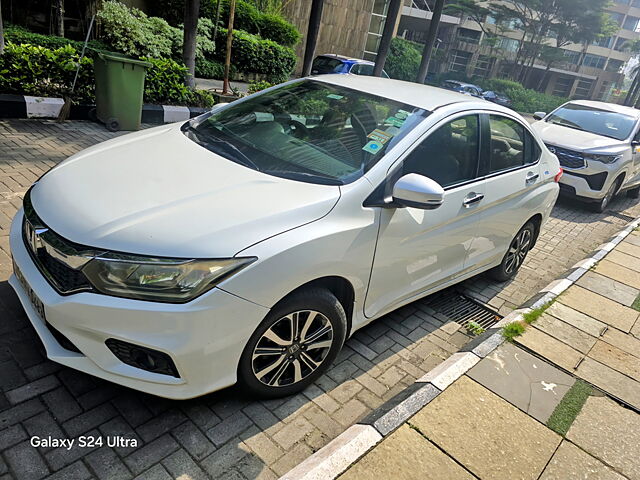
<box><xmin>533</xmin><ymin>111</ymin><xmax>547</xmax><ymax>120</ymax></box>
<box><xmin>392</xmin><ymin>174</ymin><xmax>444</xmax><ymax>210</ymax></box>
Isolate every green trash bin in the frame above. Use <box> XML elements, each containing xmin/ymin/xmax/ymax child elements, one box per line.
<box><xmin>93</xmin><ymin>52</ymin><xmax>152</xmax><ymax>131</ymax></box>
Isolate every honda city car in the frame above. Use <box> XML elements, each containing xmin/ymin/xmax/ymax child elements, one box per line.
<box><xmin>10</xmin><ymin>75</ymin><xmax>560</xmax><ymax>399</ymax></box>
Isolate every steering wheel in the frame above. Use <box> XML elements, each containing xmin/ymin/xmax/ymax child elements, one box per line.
<box><xmin>285</xmin><ymin>119</ymin><xmax>309</xmax><ymax>139</ymax></box>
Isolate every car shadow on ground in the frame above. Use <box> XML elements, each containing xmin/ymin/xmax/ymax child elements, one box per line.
<box><xmin>0</xmin><ymin>277</ymin><xmax>468</xmax><ymax>479</ymax></box>
<box><xmin>551</xmin><ymin>193</ymin><xmax>637</xmax><ymax>224</ymax></box>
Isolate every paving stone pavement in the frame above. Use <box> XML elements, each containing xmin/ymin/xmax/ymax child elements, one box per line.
<box><xmin>2</xmin><ymin>119</ymin><xmax>640</xmax><ymax>480</ymax></box>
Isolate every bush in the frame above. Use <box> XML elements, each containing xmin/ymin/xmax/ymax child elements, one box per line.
<box><xmin>385</xmin><ymin>38</ymin><xmax>421</xmax><ymax>81</ymax></box>
<box><xmin>247</xmin><ymin>80</ymin><xmax>274</xmax><ymax>94</ymax></box>
<box><xmin>0</xmin><ymin>42</ymin><xmax>95</xmax><ymax>103</ymax></box>
<box><xmin>476</xmin><ymin>78</ymin><xmax>567</xmax><ymax>113</ymax></box>
<box><xmin>258</xmin><ymin>14</ymin><xmax>301</xmax><ymax>47</ymax></box>
<box><xmin>184</xmin><ymin>89</ymin><xmax>216</xmax><ymax>108</ymax></box>
<box><xmin>97</xmin><ymin>1</ymin><xmax>175</xmax><ymax>58</ymax></box>
<box><xmin>4</xmin><ymin>25</ymin><xmax>108</xmax><ymax>53</ymax></box>
<box><xmin>212</xmin><ymin>28</ymin><xmax>296</xmax><ymax>83</ymax></box>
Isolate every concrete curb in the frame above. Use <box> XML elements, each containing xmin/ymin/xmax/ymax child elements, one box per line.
<box><xmin>0</xmin><ymin>94</ymin><xmax>208</xmax><ymax>123</ymax></box>
<box><xmin>279</xmin><ymin>215</ymin><xmax>640</xmax><ymax>480</ymax></box>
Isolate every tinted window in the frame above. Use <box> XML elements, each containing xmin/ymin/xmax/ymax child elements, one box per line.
<box><xmin>184</xmin><ymin>80</ymin><xmax>428</xmax><ymax>185</ymax></box>
<box><xmin>352</xmin><ymin>64</ymin><xmax>374</xmax><ymax>76</ymax></box>
<box><xmin>403</xmin><ymin>115</ymin><xmax>480</xmax><ymax>187</ymax></box>
<box><xmin>546</xmin><ymin>103</ymin><xmax>636</xmax><ymax>140</ymax></box>
<box><xmin>489</xmin><ymin>116</ymin><xmax>525</xmax><ymax>172</ymax></box>
<box><xmin>311</xmin><ymin>56</ymin><xmax>344</xmax><ymax>74</ymax></box>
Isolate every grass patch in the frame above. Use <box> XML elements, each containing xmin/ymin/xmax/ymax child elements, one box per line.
<box><xmin>632</xmin><ymin>293</ymin><xmax>640</xmax><ymax>312</ymax></box>
<box><xmin>501</xmin><ymin>321</ymin><xmax>526</xmax><ymax>342</ymax></box>
<box><xmin>546</xmin><ymin>379</ymin><xmax>593</xmax><ymax>436</ymax></box>
<box><xmin>522</xmin><ymin>299</ymin><xmax>555</xmax><ymax>325</ymax></box>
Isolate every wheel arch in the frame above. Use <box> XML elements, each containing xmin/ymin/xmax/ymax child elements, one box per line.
<box><xmin>271</xmin><ymin>276</ymin><xmax>356</xmax><ymax>337</ymax></box>
<box><xmin>525</xmin><ymin>213</ymin><xmax>543</xmax><ymax>248</ymax></box>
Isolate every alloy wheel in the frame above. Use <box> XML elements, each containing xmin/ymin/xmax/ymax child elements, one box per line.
<box><xmin>251</xmin><ymin>310</ymin><xmax>334</xmax><ymax>387</ymax></box>
<box><xmin>504</xmin><ymin>228</ymin><xmax>532</xmax><ymax>275</ymax></box>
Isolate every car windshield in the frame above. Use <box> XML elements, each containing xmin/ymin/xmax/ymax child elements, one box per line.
<box><xmin>183</xmin><ymin>80</ymin><xmax>429</xmax><ymax>185</ymax></box>
<box><xmin>546</xmin><ymin>103</ymin><xmax>636</xmax><ymax>141</ymax></box>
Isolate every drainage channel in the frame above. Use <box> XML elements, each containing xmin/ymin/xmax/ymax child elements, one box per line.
<box><xmin>424</xmin><ymin>289</ymin><xmax>502</xmax><ymax>330</ymax></box>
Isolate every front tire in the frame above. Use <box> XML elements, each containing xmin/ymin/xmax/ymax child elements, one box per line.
<box><xmin>238</xmin><ymin>289</ymin><xmax>347</xmax><ymax>398</ymax></box>
<box><xmin>592</xmin><ymin>178</ymin><xmax>621</xmax><ymax>213</ymax></box>
<box><xmin>489</xmin><ymin>222</ymin><xmax>535</xmax><ymax>282</ymax></box>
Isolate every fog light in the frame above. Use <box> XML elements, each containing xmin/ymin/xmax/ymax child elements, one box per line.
<box><xmin>105</xmin><ymin>339</ymin><xmax>179</xmax><ymax>378</ymax></box>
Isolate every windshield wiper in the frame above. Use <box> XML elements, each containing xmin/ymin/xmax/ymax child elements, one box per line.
<box><xmin>263</xmin><ymin>169</ymin><xmax>343</xmax><ymax>185</ymax></box>
<box><xmin>184</xmin><ymin>125</ymin><xmax>260</xmax><ymax>171</ymax></box>
<box><xmin>549</xmin><ymin>120</ymin><xmax>585</xmax><ymax>132</ymax></box>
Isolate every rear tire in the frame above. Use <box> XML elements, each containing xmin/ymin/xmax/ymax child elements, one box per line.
<box><xmin>238</xmin><ymin>288</ymin><xmax>347</xmax><ymax>398</ymax></box>
<box><xmin>489</xmin><ymin>222</ymin><xmax>535</xmax><ymax>282</ymax></box>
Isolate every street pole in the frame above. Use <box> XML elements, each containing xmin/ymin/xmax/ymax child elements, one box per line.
<box><xmin>416</xmin><ymin>0</ymin><xmax>445</xmax><ymax>84</ymax></box>
<box><xmin>301</xmin><ymin>0</ymin><xmax>324</xmax><ymax>77</ymax></box>
<box><xmin>223</xmin><ymin>0</ymin><xmax>236</xmax><ymax>95</ymax></box>
<box><xmin>373</xmin><ymin>0</ymin><xmax>401</xmax><ymax>77</ymax></box>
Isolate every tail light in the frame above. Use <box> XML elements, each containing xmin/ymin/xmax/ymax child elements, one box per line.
<box><xmin>554</xmin><ymin>168</ymin><xmax>563</xmax><ymax>183</ymax></box>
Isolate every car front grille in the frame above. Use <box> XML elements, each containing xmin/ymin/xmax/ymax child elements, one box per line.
<box><xmin>22</xmin><ymin>190</ymin><xmax>95</xmax><ymax>295</ymax></box>
<box><xmin>545</xmin><ymin>144</ymin><xmax>585</xmax><ymax>169</ymax></box>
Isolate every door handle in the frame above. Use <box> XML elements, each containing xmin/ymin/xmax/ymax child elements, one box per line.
<box><xmin>526</xmin><ymin>172</ymin><xmax>539</xmax><ymax>184</ymax></box>
<box><xmin>463</xmin><ymin>193</ymin><xmax>484</xmax><ymax>207</ymax></box>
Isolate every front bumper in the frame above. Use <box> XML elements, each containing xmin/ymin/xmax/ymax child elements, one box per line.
<box><xmin>9</xmin><ymin>209</ymin><xmax>269</xmax><ymax>399</ymax></box>
<box><xmin>559</xmin><ymin>161</ymin><xmax>622</xmax><ymax>201</ymax></box>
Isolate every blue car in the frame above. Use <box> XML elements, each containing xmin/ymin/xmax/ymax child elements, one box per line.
<box><xmin>311</xmin><ymin>54</ymin><xmax>390</xmax><ymax>78</ymax></box>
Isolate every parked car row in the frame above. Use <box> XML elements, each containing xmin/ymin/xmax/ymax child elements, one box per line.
<box><xmin>8</xmin><ymin>72</ymin><xmax>638</xmax><ymax>401</ymax></box>
<box><xmin>441</xmin><ymin>79</ymin><xmax>513</xmax><ymax>108</ymax></box>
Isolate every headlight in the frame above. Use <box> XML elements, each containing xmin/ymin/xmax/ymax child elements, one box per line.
<box><xmin>584</xmin><ymin>153</ymin><xmax>623</xmax><ymax>164</ymax></box>
<box><xmin>82</xmin><ymin>253</ymin><xmax>256</xmax><ymax>303</ymax></box>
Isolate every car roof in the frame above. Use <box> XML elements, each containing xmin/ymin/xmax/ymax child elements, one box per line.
<box><xmin>317</xmin><ymin>54</ymin><xmax>374</xmax><ymax>66</ymax></box>
<box><xmin>567</xmin><ymin>100</ymin><xmax>640</xmax><ymax>118</ymax></box>
<box><xmin>311</xmin><ymin>74</ymin><xmax>492</xmax><ymax>111</ymax></box>
<box><xmin>444</xmin><ymin>80</ymin><xmax>480</xmax><ymax>88</ymax></box>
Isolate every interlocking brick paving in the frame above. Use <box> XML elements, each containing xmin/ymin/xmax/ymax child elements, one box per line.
<box><xmin>1</xmin><ymin>119</ymin><xmax>640</xmax><ymax>479</ymax></box>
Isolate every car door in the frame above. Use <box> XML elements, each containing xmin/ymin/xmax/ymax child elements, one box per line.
<box><xmin>364</xmin><ymin>114</ymin><xmax>485</xmax><ymax>318</ymax></box>
<box><xmin>467</xmin><ymin>113</ymin><xmax>543</xmax><ymax>270</ymax></box>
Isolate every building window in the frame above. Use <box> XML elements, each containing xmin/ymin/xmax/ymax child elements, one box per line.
<box><xmin>574</xmin><ymin>79</ymin><xmax>593</xmax><ymax>99</ymax></box>
<box><xmin>605</xmin><ymin>59</ymin><xmax>624</xmax><ymax>72</ymax></box>
<box><xmin>563</xmin><ymin>50</ymin><xmax>581</xmax><ymax>65</ymax></box>
<box><xmin>499</xmin><ymin>37</ymin><xmax>520</xmax><ymax>52</ymax></box>
<box><xmin>609</xmin><ymin>12</ymin><xmax>625</xmax><ymax>26</ymax></box>
<box><xmin>614</xmin><ymin>0</ymin><xmax>629</xmax><ymax>4</ymax></box>
<box><xmin>597</xmin><ymin>81</ymin><xmax>613</xmax><ymax>101</ymax></box>
<box><xmin>553</xmin><ymin>76</ymin><xmax>573</xmax><ymax>97</ymax></box>
<box><xmin>582</xmin><ymin>54</ymin><xmax>607</xmax><ymax>69</ymax></box>
<box><xmin>632</xmin><ymin>0</ymin><xmax>640</xmax><ymax>7</ymax></box>
<box><xmin>614</xmin><ymin>37</ymin><xmax>629</xmax><ymax>51</ymax></box>
<box><xmin>473</xmin><ymin>55</ymin><xmax>494</xmax><ymax>77</ymax></box>
<box><xmin>623</xmin><ymin>15</ymin><xmax>640</xmax><ymax>32</ymax></box>
<box><xmin>449</xmin><ymin>50</ymin><xmax>472</xmax><ymax>73</ymax></box>
<box><xmin>363</xmin><ymin>0</ymin><xmax>390</xmax><ymax>60</ymax></box>
<box><xmin>457</xmin><ymin>28</ymin><xmax>481</xmax><ymax>44</ymax></box>
<box><xmin>592</xmin><ymin>36</ymin><xmax>613</xmax><ymax>48</ymax></box>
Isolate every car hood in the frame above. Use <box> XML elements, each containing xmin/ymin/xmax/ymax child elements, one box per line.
<box><xmin>30</xmin><ymin>124</ymin><xmax>341</xmax><ymax>258</ymax></box>
<box><xmin>531</xmin><ymin>120</ymin><xmax>624</xmax><ymax>151</ymax></box>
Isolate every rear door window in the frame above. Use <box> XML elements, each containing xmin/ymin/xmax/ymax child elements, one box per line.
<box><xmin>488</xmin><ymin>115</ymin><xmax>540</xmax><ymax>172</ymax></box>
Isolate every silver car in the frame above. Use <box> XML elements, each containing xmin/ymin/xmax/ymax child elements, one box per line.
<box><xmin>532</xmin><ymin>100</ymin><xmax>640</xmax><ymax>212</ymax></box>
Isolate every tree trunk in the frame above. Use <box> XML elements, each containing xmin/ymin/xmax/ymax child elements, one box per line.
<box><xmin>625</xmin><ymin>76</ymin><xmax>640</xmax><ymax>105</ymax></box>
<box><xmin>373</xmin><ymin>0</ymin><xmax>401</xmax><ymax>77</ymax></box>
<box><xmin>0</xmin><ymin>0</ymin><xmax>5</xmax><ymax>55</ymax></box>
<box><xmin>222</xmin><ymin>0</ymin><xmax>236</xmax><ymax>94</ymax></box>
<box><xmin>536</xmin><ymin>64</ymin><xmax>552</xmax><ymax>92</ymax></box>
<box><xmin>212</xmin><ymin>0</ymin><xmax>221</xmax><ymax>43</ymax></box>
<box><xmin>54</xmin><ymin>0</ymin><xmax>64</xmax><ymax>37</ymax></box>
<box><xmin>301</xmin><ymin>0</ymin><xmax>324</xmax><ymax>76</ymax></box>
<box><xmin>182</xmin><ymin>0</ymin><xmax>201</xmax><ymax>89</ymax></box>
<box><xmin>416</xmin><ymin>0</ymin><xmax>445</xmax><ymax>84</ymax></box>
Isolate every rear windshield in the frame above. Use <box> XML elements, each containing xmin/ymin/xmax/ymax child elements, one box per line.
<box><xmin>312</xmin><ymin>57</ymin><xmax>344</xmax><ymax>74</ymax></box>
<box><xmin>182</xmin><ymin>80</ymin><xmax>429</xmax><ymax>185</ymax></box>
<box><xmin>546</xmin><ymin>103</ymin><xmax>636</xmax><ymax>141</ymax></box>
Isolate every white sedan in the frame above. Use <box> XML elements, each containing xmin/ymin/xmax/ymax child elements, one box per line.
<box><xmin>9</xmin><ymin>75</ymin><xmax>560</xmax><ymax>399</ymax></box>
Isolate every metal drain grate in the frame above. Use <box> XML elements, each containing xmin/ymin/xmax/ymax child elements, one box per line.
<box><xmin>426</xmin><ymin>289</ymin><xmax>501</xmax><ymax>330</ymax></box>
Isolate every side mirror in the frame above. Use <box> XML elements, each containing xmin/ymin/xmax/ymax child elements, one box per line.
<box><xmin>533</xmin><ymin>111</ymin><xmax>547</xmax><ymax>120</ymax></box>
<box><xmin>392</xmin><ymin>174</ymin><xmax>444</xmax><ymax>210</ymax></box>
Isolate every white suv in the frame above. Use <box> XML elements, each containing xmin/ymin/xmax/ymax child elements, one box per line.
<box><xmin>9</xmin><ymin>75</ymin><xmax>560</xmax><ymax>399</ymax></box>
<box><xmin>532</xmin><ymin>100</ymin><xmax>640</xmax><ymax>212</ymax></box>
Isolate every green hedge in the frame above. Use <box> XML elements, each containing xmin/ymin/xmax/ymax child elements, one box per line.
<box><xmin>4</xmin><ymin>25</ymin><xmax>108</xmax><ymax>53</ymax></box>
<box><xmin>0</xmin><ymin>42</ymin><xmax>214</xmax><ymax>108</ymax></box>
<box><xmin>212</xmin><ymin>28</ymin><xmax>296</xmax><ymax>83</ymax></box>
<box><xmin>476</xmin><ymin>78</ymin><xmax>567</xmax><ymax>113</ymax></box>
<box><xmin>384</xmin><ymin>37</ymin><xmax>422</xmax><ymax>81</ymax></box>
<box><xmin>0</xmin><ymin>43</ymin><xmax>95</xmax><ymax>103</ymax></box>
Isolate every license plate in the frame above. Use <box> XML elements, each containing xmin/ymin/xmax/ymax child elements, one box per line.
<box><xmin>13</xmin><ymin>261</ymin><xmax>46</xmax><ymax>321</ymax></box>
